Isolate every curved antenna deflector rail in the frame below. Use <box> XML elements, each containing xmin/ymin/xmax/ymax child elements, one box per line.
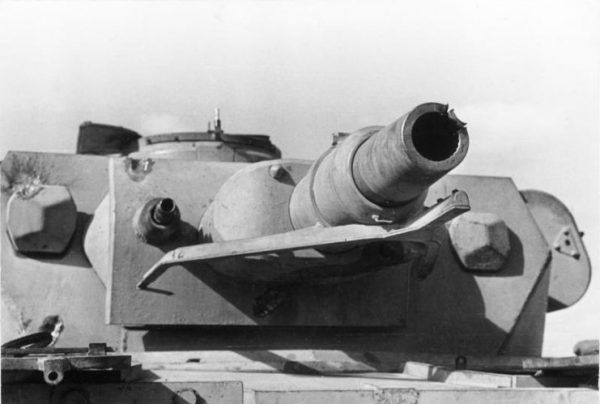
<box><xmin>136</xmin><ymin>190</ymin><xmax>470</xmax><ymax>290</ymax></box>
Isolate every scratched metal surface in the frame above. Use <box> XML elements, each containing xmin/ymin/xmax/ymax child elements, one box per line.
<box><xmin>1</xmin><ymin>152</ymin><xmax>551</xmax><ymax>356</ymax></box>
<box><xmin>1</xmin><ymin>381</ymin><xmax>243</xmax><ymax>404</ymax></box>
<box><xmin>111</xmin><ymin>170</ymin><xmax>549</xmax><ymax>357</ymax></box>
<box><xmin>108</xmin><ymin>158</ymin><xmax>245</xmax><ymax>325</ymax></box>
<box><xmin>2</xmin><ymin>371</ymin><xmax>596</xmax><ymax>404</ymax></box>
<box><xmin>108</xmin><ymin>158</ymin><xmax>412</xmax><ymax>327</ymax></box>
<box><xmin>417</xmin><ymin>175</ymin><xmax>550</xmax><ymax>356</ymax></box>
<box><xmin>0</xmin><ymin>152</ymin><xmax>121</xmax><ymax>347</ymax></box>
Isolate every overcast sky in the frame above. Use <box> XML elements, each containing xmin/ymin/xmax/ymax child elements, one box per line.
<box><xmin>1</xmin><ymin>0</ymin><xmax>598</xmax><ymax>356</ymax></box>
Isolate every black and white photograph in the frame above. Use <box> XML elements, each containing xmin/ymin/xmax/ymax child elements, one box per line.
<box><xmin>1</xmin><ymin>1</ymin><xmax>598</xmax><ymax>402</ymax></box>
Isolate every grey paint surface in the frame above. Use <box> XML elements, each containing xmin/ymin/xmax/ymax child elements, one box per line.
<box><xmin>0</xmin><ymin>1</ymin><xmax>597</xmax><ymax>356</ymax></box>
<box><xmin>0</xmin><ymin>152</ymin><xmax>121</xmax><ymax>347</ymax></box>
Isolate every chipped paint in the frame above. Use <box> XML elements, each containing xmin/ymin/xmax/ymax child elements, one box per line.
<box><xmin>1</xmin><ymin>155</ymin><xmax>48</xmax><ymax>198</ymax></box>
<box><xmin>373</xmin><ymin>388</ymin><xmax>419</xmax><ymax>404</ymax></box>
<box><xmin>124</xmin><ymin>157</ymin><xmax>154</xmax><ymax>182</ymax></box>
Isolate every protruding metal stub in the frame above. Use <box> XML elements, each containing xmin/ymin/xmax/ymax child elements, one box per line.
<box><xmin>214</xmin><ymin>107</ymin><xmax>223</xmax><ymax>136</ymax></box>
<box><xmin>87</xmin><ymin>343</ymin><xmax>108</xmax><ymax>356</ymax></box>
<box><xmin>331</xmin><ymin>132</ymin><xmax>350</xmax><ymax>146</ymax></box>
<box><xmin>152</xmin><ymin>198</ymin><xmax>179</xmax><ymax>226</ymax></box>
<box><xmin>134</xmin><ymin>197</ymin><xmax>181</xmax><ymax>245</ymax></box>
<box><xmin>40</xmin><ymin>357</ymin><xmax>70</xmax><ymax>385</ymax></box>
<box><xmin>573</xmin><ymin>340</ymin><xmax>599</xmax><ymax>356</ymax></box>
<box><xmin>455</xmin><ymin>355</ymin><xmax>467</xmax><ymax>370</ymax></box>
<box><xmin>269</xmin><ymin>164</ymin><xmax>287</xmax><ymax>180</ymax></box>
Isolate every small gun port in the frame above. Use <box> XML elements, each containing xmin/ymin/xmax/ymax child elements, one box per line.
<box><xmin>152</xmin><ymin>198</ymin><xmax>178</xmax><ymax>225</ymax></box>
<box><xmin>411</xmin><ymin>112</ymin><xmax>462</xmax><ymax>161</ymax></box>
<box><xmin>135</xmin><ymin>197</ymin><xmax>181</xmax><ymax>245</ymax></box>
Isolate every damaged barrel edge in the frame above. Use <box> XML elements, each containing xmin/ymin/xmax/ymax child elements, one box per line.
<box><xmin>289</xmin><ymin>102</ymin><xmax>469</xmax><ymax>228</ymax></box>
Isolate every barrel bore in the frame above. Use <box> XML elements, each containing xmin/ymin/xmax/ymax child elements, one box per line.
<box><xmin>411</xmin><ymin>112</ymin><xmax>461</xmax><ymax>161</ymax></box>
<box><xmin>152</xmin><ymin>198</ymin><xmax>178</xmax><ymax>225</ymax></box>
<box><xmin>352</xmin><ymin>103</ymin><xmax>468</xmax><ymax>207</ymax></box>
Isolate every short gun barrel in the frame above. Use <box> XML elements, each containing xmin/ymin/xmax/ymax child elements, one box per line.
<box><xmin>289</xmin><ymin>103</ymin><xmax>468</xmax><ymax>228</ymax></box>
<box><xmin>353</xmin><ymin>103</ymin><xmax>468</xmax><ymax>206</ymax></box>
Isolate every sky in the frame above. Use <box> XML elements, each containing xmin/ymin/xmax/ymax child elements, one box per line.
<box><xmin>0</xmin><ymin>0</ymin><xmax>598</xmax><ymax>357</ymax></box>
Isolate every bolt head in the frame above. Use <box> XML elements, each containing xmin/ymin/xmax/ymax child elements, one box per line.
<box><xmin>6</xmin><ymin>185</ymin><xmax>77</xmax><ymax>254</ymax></box>
<box><xmin>269</xmin><ymin>164</ymin><xmax>286</xmax><ymax>180</ymax></box>
<box><xmin>448</xmin><ymin>211</ymin><xmax>511</xmax><ymax>272</ymax></box>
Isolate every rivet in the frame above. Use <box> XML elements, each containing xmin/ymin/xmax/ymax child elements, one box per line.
<box><xmin>269</xmin><ymin>164</ymin><xmax>286</xmax><ymax>180</ymax></box>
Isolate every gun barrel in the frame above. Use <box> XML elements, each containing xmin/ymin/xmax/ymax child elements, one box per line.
<box><xmin>353</xmin><ymin>103</ymin><xmax>468</xmax><ymax>206</ymax></box>
<box><xmin>289</xmin><ymin>103</ymin><xmax>468</xmax><ymax>228</ymax></box>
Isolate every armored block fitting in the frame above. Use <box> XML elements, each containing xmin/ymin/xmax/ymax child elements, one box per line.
<box><xmin>448</xmin><ymin>211</ymin><xmax>511</xmax><ymax>271</ymax></box>
<box><xmin>6</xmin><ymin>185</ymin><xmax>77</xmax><ymax>254</ymax></box>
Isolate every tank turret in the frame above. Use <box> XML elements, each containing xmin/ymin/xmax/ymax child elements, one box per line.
<box><xmin>139</xmin><ymin>103</ymin><xmax>470</xmax><ymax>288</ymax></box>
<box><xmin>1</xmin><ymin>103</ymin><xmax>596</xmax><ymax>402</ymax></box>
<box><xmin>0</xmin><ymin>104</ymin><xmax>592</xmax><ymax>371</ymax></box>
